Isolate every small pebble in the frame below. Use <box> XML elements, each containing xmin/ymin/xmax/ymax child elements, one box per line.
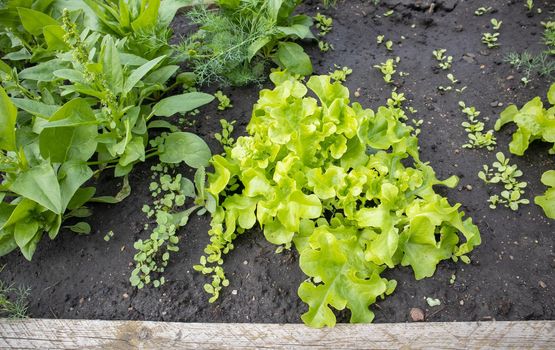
<box><xmin>539</xmin><ymin>281</ymin><xmax>547</xmax><ymax>289</ymax></box>
<box><xmin>123</xmin><ymin>293</ymin><xmax>129</xmax><ymax>299</ymax></box>
<box><xmin>410</xmin><ymin>307</ymin><xmax>425</xmax><ymax>321</ymax></box>
<box><xmin>466</xmin><ymin>185</ymin><xmax>473</xmax><ymax>191</ymax></box>
<box><xmin>232</xmin><ymin>290</ymin><xmax>238</xmax><ymax>295</ymax></box>
<box><xmin>506</xmin><ymin>75</ymin><xmax>514</xmax><ymax>80</ymax></box>
<box><xmin>459</xmin><ymin>300</ymin><xmax>464</xmax><ymax>305</ymax></box>
<box><xmin>243</xmin><ymin>260</ymin><xmax>248</xmax><ymax>265</ymax></box>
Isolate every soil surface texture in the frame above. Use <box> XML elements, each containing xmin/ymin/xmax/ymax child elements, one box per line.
<box><xmin>1</xmin><ymin>0</ymin><xmax>554</xmax><ymax>324</ymax></box>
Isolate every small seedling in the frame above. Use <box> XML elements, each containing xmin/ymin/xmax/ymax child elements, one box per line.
<box><xmin>385</xmin><ymin>40</ymin><xmax>393</xmax><ymax>51</ymax></box>
<box><xmin>376</xmin><ymin>35</ymin><xmax>385</xmax><ymax>44</ymax></box>
<box><xmin>329</xmin><ymin>65</ymin><xmax>353</xmax><ymax>82</ymax></box>
<box><xmin>214</xmin><ymin>91</ymin><xmax>232</xmax><ymax>110</ymax></box>
<box><xmin>491</xmin><ymin>18</ymin><xmax>502</xmax><ymax>30</ymax></box>
<box><xmin>521</xmin><ymin>76</ymin><xmax>531</xmax><ymax>86</ymax></box>
<box><xmin>447</xmin><ymin>73</ymin><xmax>459</xmax><ymax>84</ymax></box>
<box><xmin>426</xmin><ymin>297</ymin><xmax>441</xmax><ymax>307</ymax></box>
<box><xmin>214</xmin><ymin>119</ymin><xmax>236</xmax><ymax>153</ymax></box>
<box><xmin>525</xmin><ymin>0</ymin><xmax>534</xmax><ymax>11</ymax></box>
<box><xmin>458</xmin><ymin>101</ymin><xmax>497</xmax><ymax>150</ymax></box>
<box><xmin>314</xmin><ymin>13</ymin><xmax>333</xmax><ymax>36</ymax></box>
<box><xmin>373</xmin><ymin>57</ymin><xmax>399</xmax><ymax>84</ymax></box>
<box><xmin>383</xmin><ymin>9</ymin><xmax>394</xmax><ymax>17</ymax></box>
<box><xmin>433</xmin><ymin>49</ymin><xmax>453</xmax><ymax>70</ymax></box>
<box><xmin>318</xmin><ymin>40</ymin><xmax>333</xmax><ymax>52</ymax></box>
<box><xmin>475</xmin><ymin>6</ymin><xmax>493</xmax><ymax>16</ymax></box>
<box><xmin>478</xmin><ymin>152</ymin><xmax>529</xmax><ymax>211</ymax></box>
<box><xmin>481</xmin><ymin>32</ymin><xmax>500</xmax><ymax>48</ymax></box>
<box><xmin>386</xmin><ymin>91</ymin><xmax>406</xmax><ymax>108</ymax></box>
<box><xmin>103</xmin><ymin>230</ymin><xmax>115</xmax><ymax>242</ymax></box>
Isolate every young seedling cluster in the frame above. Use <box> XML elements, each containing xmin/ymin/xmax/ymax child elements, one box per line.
<box><xmin>214</xmin><ymin>91</ymin><xmax>233</xmax><ymax>110</ymax></box>
<box><xmin>459</xmin><ymin>102</ymin><xmax>497</xmax><ymax>150</ymax></box>
<box><xmin>214</xmin><ymin>119</ymin><xmax>236</xmax><ymax>153</ymax></box>
<box><xmin>329</xmin><ymin>65</ymin><xmax>353</xmax><ymax>82</ymax></box>
<box><xmin>482</xmin><ymin>32</ymin><xmax>500</xmax><ymax>48</ymax></box>
<box><xmin>475</xmin><ymin>6</ymin><xmax>493</xmax><ymax>16</ymax></box>
<box><xmin>377</xmin><ymin>35</ymin><xmax>394</xmax><ymax>51</ymax></box>
<box><xmin>314</xmin><ymin>13</ymin><xmax>333</xmax><ymax>36</ymax></box>
<box><xmin>433</xmin><ymin>49</ymin><xmax>453</xmax><ymax>70</ymax></box>
<box><xmin>374</xmin><ymin>57</ymin><xmax>399</xmax><ymax>84</ymax></box>
<box><xmin>478</xmin><ymin>153</ymin><xmax>529</xmax><ymax>211</ymax></box>
<box><xmin>131</xmin><ymin>163</ymin><xmax>214</xmax><ymax>289</ymax></box>
<box><xmin>314</xmin><ymin>13</ymin><xmax>334</xmax><ymax>52</ymax></box>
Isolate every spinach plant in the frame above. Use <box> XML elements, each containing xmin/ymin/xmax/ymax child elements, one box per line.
<box><xmin>0</xmin><ymin>1</ymin><xmax>214</xmax><ymax>260</ymax></box>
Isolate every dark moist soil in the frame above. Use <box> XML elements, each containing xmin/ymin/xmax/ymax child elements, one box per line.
<box><xmin>1</xmin><ymin>0</ymin><xmax>554</xmax><ymax>323</ymax></box>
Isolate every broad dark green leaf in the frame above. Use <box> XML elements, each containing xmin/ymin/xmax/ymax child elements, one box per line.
<box><xmin>2</xmin><ymin>199</ymin><xmax>36</xmax><ymax>229</ymax></box>
<box><xmin>19</xmin><ymin>59</ymin><xmax>68</xmax><ymax>81</ymax></box>
<box><xmin>67</xmin><ymin>187</ymin><xmax>96</xmax><ymax>210</ymax></box>
<box><xmin>159</xmin><ymin>132</ymin><xmax>211</xmax><ymax>168</ymax></box>
<box><xmin>90</xmin><ymin>176</ymin><xmax>131</xmax><ymax>203</ymax></box>
<box><xmin>276</xmin><ymin>42</ymin><xmax>312</xmax><ymax>76</ymax></box>
<box><xmin>43</xmin><ymin>24</ymin><xmax>68</xmax><ymax>51</ymax></box>
<box><xmin>20</xmin><ymin>231</ymin><xmax>42</xmax><ymax>260</ymax></box>
<box><xmin>11</xmin><ymin>98</ymin><xmax>59</xmax><ymax>118</ymax></box>
<box><xmin>123</xmin><ymin>55</ymin><xmax>166</xmax><ymax>94</ymax></box>
<box><xmin>144</xmin><ymin>65</ymin><xmax>179</xmax><ymax>85</ymax></box>
<box><xmin>39</xmin><ymin>123</ymin><xmax>98</xmax><ymax>162</ymax></box>
<box><xmin>43</xmin><ymin>98</ymin><xmax>97</xmax><ymax>128</ymax></box>
<box><xmin>100</xmin><ymin>35</ymin><xmax>123</xmax><ymax>94</ymax></box>
<box><xmin>119</xmin><ymin>136</ymin><xmax>145</xmax><ymax>166</ymax></box>
<box><xmin>59</xmin><ymin>161</ymin><xmax>94</xmax><ymax>213</ymax></box>
<box><xmin>14</xmin><ymin>220</ymin><xmax>39</xmax><ymax>249</ymax></box>
<box><xmin>0</xmin><ymin>86</ymin><xmax>17</xmax><ymax>151</ymax></box>
<box><xmin>151</xmin><ymin>92</ymin><xmax>214</xmax><ymax>118</ymax></box>
<box><xmin>131</xmin><ymin>0</ymin><xmax>160</xmax><ymax>31</ymax></box>
<box><xmin>9</xmin><ymin>162</ymin><xmax>63</xmax><ymax>214</ymax></box>
<box><xmin>65</xmin><ymin>222</ymin><xmax>91</xmax><ymax>234</ymax></box>
<box><xmin>17</xmin><ymin>7</ymin><xmax>58</xmax><ymax>36</ymax></box>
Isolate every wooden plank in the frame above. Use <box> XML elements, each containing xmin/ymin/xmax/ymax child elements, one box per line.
<box><xmin>0</xmin><ymin>319</ymin><xmax>553</xmax><ymax>349</ymax></box>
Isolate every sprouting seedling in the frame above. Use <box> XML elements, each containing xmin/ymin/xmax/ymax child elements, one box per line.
<box><xmin>478</xmin><ymin>152</ymin><xmax>529</xmax><ymax>211</ymax></box>
<box><xmin>385</xmin><ymin>40</ymin><xmax>393</xmax><ymax>51</ymax></box>
<box><xmin>103</xmin><ymin>230</ymin><xmax>115</xmax><ymax>242</ymax></box>
<box><xmin>521</xmin><ymin>76</ymin><xmax>531</xmax><ymax>86</ymax></box>
<box><xmin>318</xmin><ymin>40</ymin><xmax>333</xmax><ymax>52</ymax></box>
<box><xmin>214</xmin><ymin>91</ymin><xmax>232</xmax><ymax>110</ymax></box>
<box><xmin>314</xmin><ymin>13</ymin><xmax>333</xmax><ymax>36</ymax></box>
<box><xmin>383</xmin><ymin>9</ymin><xmax>394</xmax><ymax>17</ymax></box>
<box><xmin>376</xmin><ymin>35</ymin><xmax>385</xmax><ymax>44</ymax></box>
<box><xmin>447</xmin><ymin>73</ymin><xmax>459</xmax><ymax>84</ymax></box>
<box><xmin>525</xmin><ymin>0</ymin><xmax>534</xmax><ymax>11</ymax></box>
<box><xmin>329</xmin><ymin>65</ymin><xmax>353</xmax><ymax>82</ymax></box>
<box><xmin>386</xmin><ymin>91</ymin><xmax>406</xmax><ymax>108</ymax></box>
<box><xmin>475</xmin><ymin>6</ymin><xmax>493</xmax><ymax>16</ymax></box>
<box><xmin>433</xmin><ymin>49</ymin><xmax>453</xmax><ymax>70</ymax></box>
<box><xmin>215</xmin><ymin>119</ymin><xmax>236</xmax><ymax>153</ymax></box>
<box><xmin>482</xmin><ymin>32</ymin><xmax>500</xmax><ymax>48</ymax></box>
<box><xmin>373</xmin><ymin>57</ymin><xmax>399</xmax><ymax>84</ymax></box>
<box><xmin>491</xmin><ymin>18</ymin><xmax>502</xmax><ymax>30</ymax></box>
<box><xmin>458</xmin><ymin>101</ymin><xmax>496</xmax><ymax>151</ymax></box>
<box><xmin>438</xmin><ymin>85</ymin><xmax>453</xmax><ymax>92</ymax></box>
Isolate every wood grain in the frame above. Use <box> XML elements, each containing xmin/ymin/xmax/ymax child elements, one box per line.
<box><xmin>0</xmin><ymin>319</ymin><xmax>553</xmax><ymax>349</ymax></box>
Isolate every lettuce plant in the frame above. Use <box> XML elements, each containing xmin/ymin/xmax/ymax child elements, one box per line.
<box><xmin>196</xmin><ymin>71</ymin><xmax>481</xmax><ymax>327</ymax></box>
<box><xmin>495</xmin><ymin>83</ymin><xmax>555</xmax><ymax>218</ymax></box>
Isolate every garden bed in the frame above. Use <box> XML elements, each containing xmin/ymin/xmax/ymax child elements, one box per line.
<box><xmin>0</xmin><ymin>0</ymin><xmax>554</xmax><ymax>324</ymax></box>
